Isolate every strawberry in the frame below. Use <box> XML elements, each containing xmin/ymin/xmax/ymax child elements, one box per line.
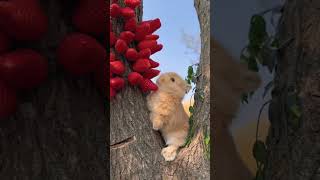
<box><xmin>138</xmin><ymin>40</ymin><xmax>157</xmax><ymax>51</ymax></box>
<box><xmin>144</xmin><ymin>34</ymin><xmax>159</xmax><ymax>40</ymax></box>
<box><xmin>139</xmin><ymin>78</ymin><xmax>158</xmax><ymax>92</ymax></box>
<box><xmin>72</xmin><ymin>0</ymin><xmax>106</xmax><ymax>36</ymax></box>
<box><xmin>149</xmin><ymin>59</ymin><xmax>160</xmax><ymax>68</ymax></box>
<box><xmin>110</xmin><ymin>3</ymin><xmax>121</xmax><ymax>17</ymax></box>
<box><xmin>142</xmin><ymin>18</ymin><xmax>161</xmax><ymax>34</ymax></box>
<box><xmin>124</xmin><ymin>17</ymin><xmax>137</xmax><ymax>32</ymax></box>
<box><xmin>110</xmin><ymin>61</ymin><xmax>125</xmax><ymax>75</ymax></box>
<box><xmin>132</xmin><ymin>59</ymin><xmax>151</xmax><ymax>72</ymax></box>
<box><xmin>0</xmin><ymin>31</ymin><xmax>11</xmax><ymax>54</ymax></box>
<box><xmin>128</xmin><ymin>72</ymin><xmax>143</xmax><ymax>85</ymax></box>
<box><xmin>57</xmin><ymin>33</ymin><xmax>106</xmax><ymax>76</ymax></box>
<box><xmin>110</xmin><ymin>32</ymin><xmax>117</xmax><ymax>46</ymax></box>
<box><xmin>138</xmin><ymin>48</ymin><xmax>151</xmax><ymax>58</ymax></box>
<box><xmin>0</xmin><ymin>80</ymin><xmax>17</xmax><ymax>120</ymax></box>
<box><xmin>135</xmin><ymin>23</ymin><xmax>150</xmax><ymax>41</ymax></box>
<box><xmin>110</xmin><ymin>87</ymin><xmax>116</xmax><ymax>99</ymax></box>
<box><xmin>0</xmin><ymin>49</ymin><xmax>48</xmax><ymax>89</ymax></box>
<box><xmin>124</xmin><ymin>0</ymin><xmax>141</xmax><ymax>9</ymax></box>
<box><xmin>125</xmin><ymin>48</ymin><xmax>138</xmax><ymax>61</ymax></box>
<box><xmin>151</xmin><ymin>44</ymin><xmax>163</xmax><ymax>54</ymax></box>
<box><xmin>110</xmin><ymin>52</ymin><xmax>116</xmax><ymax>62</ymax></box>
<box><xmin>0</xmin><ymin>0</ymin><xmax>48</xmax><ymax>41</ymax></box>
<box><xmin>121</xmin><ymin>7</ymin><xmax>135</xmax><ymax>19</ymax></box>
<box><xmin>119</xmin><ymin>31</ymin><xmax>135</xmax><ymax>44</ymax></box>
<box><xmin>110</xmin><ymin>77</ymin><xmax>125</xmax><ymax>90</ymax></box>
<box><xmin>143</xmin><ymin>69</ymin><xmax>160</xmax><ymax>79</ymax></box>
<box><xmin>115</xmin><ymin>39</ymin><xmax>128</xmax><ymax>54</ymax></box>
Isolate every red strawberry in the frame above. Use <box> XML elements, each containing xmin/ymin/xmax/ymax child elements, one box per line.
<box><xmin>138</xmin><ymin>40</ymin><xmax>157</xmax><ymax>51</ymax></box>
<box><xmin>115</xmin><ymin>39</ymin><xmax>128</xmax><ymax>54</ymax></box>
<box><xmin>125</xmin><ymin>48</ymin><xmax>138</xmax><ymax>61</ymax></box>
<box><xmin>110</xmin><ymin>61</ymin><xmax>125</xmax><ymax>75</ymax></box>
<box><xmin>138</xmin><ymin>48</ymin><xmax>151</xmax><ymax>58</ymax></box>
<box><xmin>112</xmin><ymin>0</ymin><xmax>118</xmax><ymax>3</ymax></box>
<box><xmin>121</xmin><ymin>7</ymin><xmax>135</xmax><ymax>19</ymax></box>
<box><xmin>57</xmin><ymin>33</ymin><xmax>106</xmax><ymax>76</ymax></box>
<box><xmin>135</xmin><ymin>23</ymin><xmax>150</xmax><ymax>41</ymax></box>
<box><xmin>144</xmin><ymin>34</ymin><xmax>159</xmax><ymax>40</ymax></box>
<box><xmin>0</xmin><ymin>49</ymin><xmax>48</xmax><ymax>89</ymax></box>
<box><xmin>0</xmin><ymin>31</ymin><xmax>11</xmax><ymax>54</ymax></box>
<box><xmin>110</xmin><ymin>32</ymin><xmax>117</xmax><ymax>46</ymax></box>
<box><xmin>110</xmin><ymin>52</ymin><xmax>116</xmax><ymax>62</ymax></box>
<box><xmin>110</xmin><ymin>87</ymin><xmax>116</xmax><ymax>99</ymax></box>
<box><xmin>72</xmin><ymin>0</ymin><xmax>106</xmax><ymax>36</ymax></box>
<box><xmin>0</xmin><ymin>0</ymin><xmax>48</xmax><ymax>41</ymax></box>
<box><xmin>124</xmin><ymin>0</ymin><xmax>141</xmax><ymax>9</ymax></box>
<box><xmin>132</xmin><ymin>59</ymin><xmax>151</xmax><ymax>72</ymax></box>
<box><xmin>149</xmin><ymin>59</ymin><xmax>159</xmax><ymax>68</ymax></box>
<box><xmin>128</xmin><ymin>72</ymin><xmax>143</xmax><ymax>85</ymax></box>
<box><xmin>139</xmin><ymin>78</ymin><xmax>158</xmax><ymax>92</ymax></box>
<box><xmin>143</xmin><ymin>69</ymin><xmax>160</xmax><ymax>79</ymax></box>
<box><xmin>110</xmin><ymin>77</ymin><xmax>125</xmax><ymax>90</ymax></box>
<box><xmin>124</xmin><ymin>18</ymin><xmax>137</xmax><ymax>32</ymax></box>
<box><xmin>0</xmin><ymin>80</ymin><xmax>17</xmax><ymax>119</ymax></box>
<box><xmin>110</xmin><ymin>3</ymin><xmax>121</xmax><ymax>17</ymax></box>
<box><xmin>119</xmin><ymin>31</ymin><xmax>135</xmax><ymax>44</ymax></box>
<box><xmin>151</xmin><ymin>44</ymin><xmax>163</xmax><ymax>54</ymax></box>
<box><xmin>143</xmin><ymin>18</ymin><xmax>161</xmax><ymax>34</ymax></box>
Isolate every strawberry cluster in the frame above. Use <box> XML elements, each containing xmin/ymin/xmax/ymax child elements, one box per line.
<box><xmin>110</xmin><ymin>0</ymin><xmax>162</xmax><ymax>99</ymax></box>
<box><xmin>0</xmin><ymin>0</ymin><xmax>107</xmax><ymax>119</ymax></box>
<box><xmin>0</xmin><ymin>0</ymin><xmax>49</xmax><ymax>119</ymax></box>
<box><xmin>57</xmin><ymin>0</ymin><xmax>106</xmax><ymax>95</ymax></box>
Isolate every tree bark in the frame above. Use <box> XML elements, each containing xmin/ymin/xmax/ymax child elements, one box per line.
<box><xmin>110</xmin><ymin>0</ymin><xmax>210</xmax><ymax>179</ymax></box>
<box><xmin>0</xmin><ymin>1</ymin><xmax>107</xmax><ymax>179</ymax></box>
<box><xmin>265</xmin><ymin>0</ymin><xmax>320</xmax><ymax>179</ymax></box>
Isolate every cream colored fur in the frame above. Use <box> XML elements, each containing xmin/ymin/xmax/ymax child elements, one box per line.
<box><xmin>212</xmin><ymin>38</ymin><xmax>261</xmax><ymax>180</ymax></box>
<box><xmin>147</xmin><ymin>72</ymin><xmax>191</xmax><ymax>161</ymax></box>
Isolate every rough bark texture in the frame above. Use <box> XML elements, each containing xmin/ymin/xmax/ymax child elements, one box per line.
<box><xmin>110</xmin><ymin>0</ymin><xmax>210</xmax><ymax>179</ymax></box>
<box><xmin>0</xmin><ymin>1</ymin><xmax>107</xmax><ymax>179</ymax></box>
<box><xmin>265</xmin><ymin>0</ymin><xmax>320</xmax><ymax>179</ymax></box>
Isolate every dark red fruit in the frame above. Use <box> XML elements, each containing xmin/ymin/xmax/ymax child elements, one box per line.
<box><xmin>72</xmin><ymin>0</ymin><xmax>106</xmax><ymax>36</ymax></box>
<box><xmin>110</xmin><ymin>61</ymin><xmax>125</xmax><ymax>75</ymax></box>
<box><xmin>128</xmin><ymin>72</ymin><xmax>143</xmax><ymax>85</ymax></box>
<box><xmin>0</xmin><ymin>0</ymin><xmax>48</xmax><ymax>41</ymax></box>
<box><xmin>0</xmin><ymin>49</ymin><xmax>48</xmax><ymax>89</ymax></box>
<box><xmin>110</xmin><ymin>77</ymin><xmax>125</xmax><ymax>90</ymax></box>
<box><xmin>57</xmin><ymin>33</ymin><xmax>106</xmax><ymax>76</ymax></box>
<box><xmin>132</xmin><ymin>59</ymin><xmax>151</xmax><ymax>72</ymax></box>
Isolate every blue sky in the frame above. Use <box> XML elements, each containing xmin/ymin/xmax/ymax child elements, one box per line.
<box><xmin>143</xmin><ymin>0</ymin><xmax>200</xmax><ymax>100</ymax></box>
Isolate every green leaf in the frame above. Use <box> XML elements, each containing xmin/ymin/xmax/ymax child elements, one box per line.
<box><xmin>205</xmin><ymin>136</ymin><xmax>210</xmax><ymax>145</ymax></box>
<box><xmin>290</xmin><ymin>104</ymin><xmax>301</xmax><ymax>118</ymax></box>
<box><xmin>189</xmin><ymin>106</ymin><xmax>194</xmax><ymax>114</ymax></box>
<box><xmin>188</xmin><ymin>66</ymin><xmax>194</xmax><ymax>77</ymax></box>
<box><xmin>249</xmin><ymin>15</ymin><xmax>268</xmax><ymax>47</ymax></box>
<box><xmin>253</xmin><ymin>140</ymin><xmax>267</xmax><ymax>164</ymax></box>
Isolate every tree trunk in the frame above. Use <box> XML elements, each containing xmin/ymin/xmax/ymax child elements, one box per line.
<box><xmin>0</xmin><ymin>1</ymin><xmax>107</xmax><ymax>179</ymax></box>
<box><xmin>110</xmin><ymin>0</ymin><xmax>210</xmax><ymax>179</ymax></box>
<box><xmin>265</xmin><ymin>0</ymin><xmax>320</xmax><ymax>179</ymax></box>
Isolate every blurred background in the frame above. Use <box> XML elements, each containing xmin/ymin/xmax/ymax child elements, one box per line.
<box><xmin>212</xmin><ymin>0</ymin><xmax>284</xmax><ymax>173</ymax></box>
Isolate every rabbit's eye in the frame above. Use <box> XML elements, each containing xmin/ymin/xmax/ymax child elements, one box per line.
<box><xmin>171</xmin><ymin>78</ymin><xmax>175</xmax><ymax>82</ymax></box>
